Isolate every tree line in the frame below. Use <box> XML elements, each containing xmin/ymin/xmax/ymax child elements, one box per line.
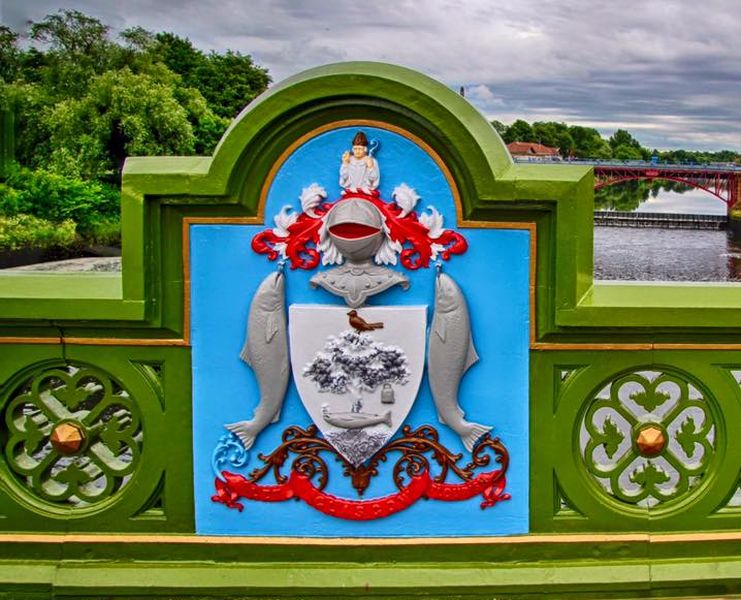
<box><xmin>493</xmin><ymin>119</ymin><xmax>740</xmax><ymax>164</ymax></box>
<box><xmin>0</xmin><ymin>10</ymin><xmax>270</xmax><ymax>250</ymax></box>
<box><xmin>1</xmin><ymin>9</ymin><xmax>269</xmax><ymax>183</ymax></box>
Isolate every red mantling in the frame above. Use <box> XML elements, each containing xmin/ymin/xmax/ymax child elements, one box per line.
<box><xmin>251</xmin><ymin>191</ymin><xmax>467</xmax><ymax>271</ymax></box>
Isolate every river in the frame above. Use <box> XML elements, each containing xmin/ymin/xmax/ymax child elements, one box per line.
<box><xmin>593</xmin><ymin>188</ymin><xmax>741</xmax><ymax>282</ymax></box>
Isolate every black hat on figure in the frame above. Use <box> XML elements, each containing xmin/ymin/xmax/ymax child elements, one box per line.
<box><xmin>352</xmin><ymin>131</ymin><xmax>368</xmax><ymax>147</ymax></box>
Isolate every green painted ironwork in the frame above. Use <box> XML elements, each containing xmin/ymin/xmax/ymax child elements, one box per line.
<box><xmin>3</xmin><ymin>363</ymin><xmax>142</xmax><ymax>507</ymax></box>
<box><xmin>581</xmin><ymin>369</ymin><xmax>716</xmax><ymax>507</ymax></box>
<box><xmin>532</xmin><ymin>350</ymin><xmax>741</xmax><ymax>533</ymax></box>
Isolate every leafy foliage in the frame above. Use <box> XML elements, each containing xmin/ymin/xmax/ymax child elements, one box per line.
<box><xmin>0</xmin><ymin>166</ymin><xmax>120</xmax><ymax>241</ymax></box>
<box><xmin>0</xmin><ymin>214</ymin><xmax>76</xmax><ymax>250</ymax></box>
<box><xmin>153</xmin><ymin>33</ymin><xmax>270</xmax><ymax>119</ymax></box>
<box><xmin>0</xmin><ymin>10</ymin><xmax>269</xmax><ymax>250</ymax></box>
<box><xmin>1</xmin><ymin>9</ymin><xmax>267</xmax><ymax>184</ymax></box>
<box><xmin>45</xmin><ymin>68</ymin><xmax>228</xmax><ymax>182</ymax></box>
<box><xmin>27</xmin><ymin>9</ymin><xmax>118</xmax><ymax>99</ymax></box>
<box><xmin>0</xmin><ymin>26</ymin><xmax>21</xmax><ymax>83</ymax></box>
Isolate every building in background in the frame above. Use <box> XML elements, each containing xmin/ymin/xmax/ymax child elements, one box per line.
<box><xmin>507</xmin><ymin>141</ymin><xmax>560</xmax><ymax>160</ymax></box>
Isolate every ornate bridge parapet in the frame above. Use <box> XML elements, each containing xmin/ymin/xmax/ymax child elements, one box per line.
<box><xmin>0</xmin><ymin>64</ymin><xmax>740</xmax><ymax>599</ymax></box>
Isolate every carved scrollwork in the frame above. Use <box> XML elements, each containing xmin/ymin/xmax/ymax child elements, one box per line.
<box><xmin>243</xmin><ymin>423</ymin><xmax>508</xmax><ymax>497</ymax></box>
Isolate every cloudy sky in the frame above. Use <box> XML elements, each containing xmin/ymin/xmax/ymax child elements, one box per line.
<box><xmin>4</xmin><ymin>0</ymin><xmax>741</xmax><ymax>151</ymax></box>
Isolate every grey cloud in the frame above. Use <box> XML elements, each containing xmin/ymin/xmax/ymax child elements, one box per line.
<box><xmin>4</xmin><ymin>0</ymin><xmax>741</xmax><ymax>150</ymax></box>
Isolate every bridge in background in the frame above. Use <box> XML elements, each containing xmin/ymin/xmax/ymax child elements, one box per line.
<box><xmin>514</xmin><ymin>158</ymin><xmax>741</xmax><ymax>208</ymax></box>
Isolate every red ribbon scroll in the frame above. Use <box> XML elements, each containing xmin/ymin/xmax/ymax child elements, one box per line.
<box><xmin>212</xmin><ymin>467</ymin><xmax>509</xmax><ymax>520</ymax></box>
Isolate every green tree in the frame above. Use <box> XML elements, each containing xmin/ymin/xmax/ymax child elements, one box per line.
<box><xmin>609</xmin><ymin>129</ymin><xmax>642</xmax><ymax>151</ymax></box>
<box><xmin>194</xmin><ymin>51</ymin><xmax>270</xmax><ymax>119</ymax></box>
<box><xmin>153</xmin><ymin>32</ymin><xmax>204</xmax><ymax>80</ymax></box>
<box><xmin>45</xmin><ymin>68</ymin><xmax>227</xmax><ymax>182</ymax></box>
<box><xmin>532</xmin><ymin>121</ymin><xmax>559</xmax><ymax>147</ymax></box>
<box><xmin>1</xmin><ymin>83</ymin><xmax>54</xmax><ymax>170</ymax></box>
<box><xmin>569</xmin><ymin>125</ymin><xmax>611</xmax><ymax>159</ymax></box>
<box><xmin>613</xmin><ymin>144</ymin><xmax>643</xmax><ymax>160</ymax></box>
<box><xmin>0</xmin><ymin>26</ymin><xmax>21</xmax><ymax>82</ymax></box>
<box><xmin>153</xmin><ymin>33</ymin><xmax>270</xmax><ymax>119</ymax></box>
<box><xmin>504</xmin><ymin>119</ymin><xmax>534</xmax><ymax>144</ymax></box>
<box><xmin>556</xmin><ymin>130</ymin><xmax>575</xmax><ymax>158</ymax></box>
<box><xmin>490</xmin><ymin>119</ymin><xmax>507</xmax><ymax>138</ymax></box>
<box><xmin>28</xmin><ymin>10</ymin><xmax>119</xmax><ymax>98</ymax></box>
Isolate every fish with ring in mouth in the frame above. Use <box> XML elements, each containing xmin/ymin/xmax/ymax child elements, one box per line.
<box><xmin>428</xmin><ymin>272</ymin><xmax>492</xmax><ymax>451</ymax></box>
<box><xmin>226</xmin><ymin>270</ymin><xmax>289</xmax><ymax>450</ymax></box>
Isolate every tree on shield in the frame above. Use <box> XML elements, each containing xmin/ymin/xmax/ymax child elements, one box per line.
<box><xmin>303</xmin><ymin>330</ymin><xmax>410</xmax><ymax>413</ymax></box>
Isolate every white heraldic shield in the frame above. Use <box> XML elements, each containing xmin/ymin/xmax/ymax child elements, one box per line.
<box><xmin>289</xmin><ymin>304</ymin><xmax>426</xmax><ymax>465</ymax></box>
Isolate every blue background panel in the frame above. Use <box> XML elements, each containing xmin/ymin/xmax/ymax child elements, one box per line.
<box><xmin>191</xmin><ymin>126</ymin><xmax>530</xmax><ymax>537</ymax></box>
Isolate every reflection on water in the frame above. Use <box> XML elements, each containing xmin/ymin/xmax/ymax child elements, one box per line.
<box><xmin>594</xmin><ymin>186</ymin><xmax>741</xmax><ymax>282</ymax></box>
<box><xmin>594</xmin><ymin>227</ymin><xmax>741</xmax><ymax>282</ymax></box>
<box><xmin>631</xmin><ymin>189</ymin><xmax>726</xmax><ymax>215</ymax></box>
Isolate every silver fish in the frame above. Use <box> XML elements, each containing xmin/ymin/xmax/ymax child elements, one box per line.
<box><xmin>428</xmin><ymin>272</ymin><xmax>491</xmax><ymax>451</ymax></box>
<box><xmin>226</xmin><ymin>271</ymin><xmax>289</xmax><ymax>450</ymax></box>
<box><xmin>321</xmin><ymin>405</ymin><xmax>392</xmax><ymax>429</ymax></box>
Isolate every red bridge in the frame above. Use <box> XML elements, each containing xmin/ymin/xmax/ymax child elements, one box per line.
<box><xmin>516</xmin><ymin>159</ymin><xmax>741</xmax><ymax>209</ymax></box>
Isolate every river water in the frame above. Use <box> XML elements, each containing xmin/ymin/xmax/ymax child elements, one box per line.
<box><xmin>593</xmin><ymin>188</ymin><xmax>741</xmax><ymax>282</ymax></box>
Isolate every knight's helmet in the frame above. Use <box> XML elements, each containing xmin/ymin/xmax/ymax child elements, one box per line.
<box><xmin>324</xmin><ymin>198</ymin><xmax>385</xmax><ymax>261</ymax></box>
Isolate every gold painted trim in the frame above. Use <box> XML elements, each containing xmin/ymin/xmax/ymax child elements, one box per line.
<box><xmin>182</xmin><ymin>217</ymin><xmax>192</xmax><ymax>346</ymax></box>
<box><xmin>532</xmin><ymin>343</ymin><xmax>654</xmax><ymax>351</ymax></box>
<box><xmin>0</xmin><ymin>337</ymin><xmax>62</xmax><ymax>345</ymax></box>
<box><xmin>532</xmin><ymin>342</ymin><xmax>741</xmax><ymax>351</ymax></box>
<box><xmin>0</xmin><ymin>533</ymin><xmax>646</xmax><ymax>546</ymax></box>
<box><xmin>1</xmin><ymin>531</ymin><xmax>739</xmax><ymax>546</ymax></box>
<box><xmin>649</xmin><ymin>531</ymin><xmax>741</xmax><ymax>543</ymax></box>
<box><xmin>183</xmin><ymin>217</ymin><xmax>262</xmax><ymax>225</ymax></box>
<box><xmin>184</xmin><ymin>114</ymin><xmax>539</xmax><ymax>350</ymax></box>
<box><xmin>653</xmin><ymin>343</ymin><xmax>741</xmax><ymax>350</ymax></box>
<box><xmin>64</xmin><ymin>338</ymin><xmax>189</xmax><ymax>347</ymax></box>
<box><xmin>0</xmin><ymin>336</ymin><xmax>188</xmax><ymax>347</ymax></box>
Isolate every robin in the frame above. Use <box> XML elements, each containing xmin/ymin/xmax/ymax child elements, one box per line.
<box><xmin>347</xmin><ymin>310</ymin><xmax>384</xmax><ymax>332</ymax></box>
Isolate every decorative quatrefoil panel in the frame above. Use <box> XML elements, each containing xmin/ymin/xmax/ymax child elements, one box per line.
<box><xmin>2</xmin><ymin>363</ymin><xmax>143</xmax><ymax>508</ymax></box>
<box><xmin>579</xmin><ymin>369</ymin><xmax>717</xmax><ymax>508</ymax></box>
